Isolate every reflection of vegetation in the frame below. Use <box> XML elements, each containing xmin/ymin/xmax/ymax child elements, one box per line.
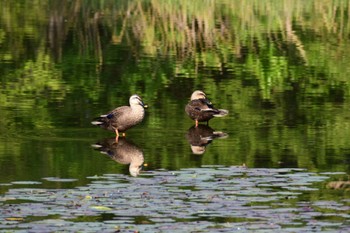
<box><xmin>0</xmin><ymin>0</ymin><xmax>350</xmax><ymax>180</ymax></box>
<box><xmin>2</xmin><ymin>1</ymin><xmax>350</xmax><ymax>102</ymax></box>
<box><xmin>1</xmin><ymin>52</ymin><xmax>66</xmax><ymax>131</ymax></box>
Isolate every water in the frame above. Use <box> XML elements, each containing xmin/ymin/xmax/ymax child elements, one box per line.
<box><xmin>0</xmin><ymin>0</ymin><xmax>350</xmax><ymax>231</ymax></box>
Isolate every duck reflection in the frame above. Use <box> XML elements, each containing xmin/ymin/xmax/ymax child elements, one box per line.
<box><xmin>92</xmin><ymin>137</ymin><xmax>144</xmax><ymax>177</ymax></box>
<box><xmin>186</xmin><ymin>125</ymin><xmax>228</xmax><ymax>155</ymax></box>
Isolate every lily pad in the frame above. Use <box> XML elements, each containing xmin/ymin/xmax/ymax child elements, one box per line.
<box><xmin>0</xmin><ymin>166</ymin><xmax>349</xmax><ymax>232</ymax></box>
<box><xmin>11</xmin><ymin>181</ymin><xmax>42</xmax><ymax>185</ymax></box>
<box><xmin>42</xmin><ymin>177</ymin><xmax>78</xmax><ymax>182</ymax></box>
<box><xmin>90</xmin><ymin>205</ymin><xmax>113</xmax><ymax>211</ymax></box>
<box><xmin>0</xmin><ymin>183</ymin><xmax>12</xmax><ymax>186</ymax></box>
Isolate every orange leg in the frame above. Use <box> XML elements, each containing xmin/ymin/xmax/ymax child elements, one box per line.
<box><xmin>195</xmin><ymin>120</ymin><xmax>198</xmax><ymax>127</ymax></box>
<box><xmin>114</xmin><ymin>128</ymin><xmax>119</xmax><ymax>141</ymax></box>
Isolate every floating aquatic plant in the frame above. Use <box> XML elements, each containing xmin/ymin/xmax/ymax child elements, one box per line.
<box><xmin>0</xmin><ymin>166</ymin><xmax>348</xmax><ymax>232</ymax></box>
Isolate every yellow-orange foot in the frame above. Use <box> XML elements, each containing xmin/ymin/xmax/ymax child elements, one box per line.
<box><xmin>114</xmin><ymin>128</ymin><xmax>119</xmax><ymax>142</ymax></box>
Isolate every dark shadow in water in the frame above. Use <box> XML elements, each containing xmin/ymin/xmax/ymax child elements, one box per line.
<box><xmin>185</xmin><ymin>125</ymin><xmax>228</xmax><ymax>155</ymax></box>
<box><xmin>91</xmin><ymin>137</ymin><xmax>144</xmax><ymax>177</ymax></box>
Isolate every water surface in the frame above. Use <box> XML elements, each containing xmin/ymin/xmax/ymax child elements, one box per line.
<box><xmin>0</xmin><ymin>0</ymin><xmax>349</xmax><ymax>231</ymax></box>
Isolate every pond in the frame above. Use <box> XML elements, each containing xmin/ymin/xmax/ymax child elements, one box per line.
<box><xmin>0</xmin><ymin>0</ymin><xmax>349</xmax><ymax>231</ymax></box>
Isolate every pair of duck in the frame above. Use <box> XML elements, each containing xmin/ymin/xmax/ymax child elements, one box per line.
<box><xmin>91</xmin><ymin>90</ymin><xmax>229</xmax><ymax>140</ymax></box>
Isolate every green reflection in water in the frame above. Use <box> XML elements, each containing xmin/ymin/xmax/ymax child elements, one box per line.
<box><xmin>0</xmin><ymin>0</ymin><xmax>349</xmax><ymax>187</ymax></box>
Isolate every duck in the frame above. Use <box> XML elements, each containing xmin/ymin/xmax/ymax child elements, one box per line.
<box><xmin>186</xmin><ymin>125</ymin><xmax>228</xmax><ymax>154</ymax></box>
<box><xmin>92</xmin><ymin>137</ymin><xmax>144</xmax><ymax>177</ymax></box>
<box><xmin>91</xmin><ymin>94</ymin><xmax>146</xmax><ymax>140</ymax></box>
<box><xmin>185</xmin><ymin>90</ymin><xmax>228</xmax><ymax>127</ymax></box>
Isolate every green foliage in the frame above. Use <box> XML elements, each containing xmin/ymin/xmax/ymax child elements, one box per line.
<box><xmin>0</xmin><ymin>0</ymin><xmax>349</xmax><ymax>183</ymax></box>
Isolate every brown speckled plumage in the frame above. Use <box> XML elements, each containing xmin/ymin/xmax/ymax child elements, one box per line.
<box><xmin>185</xmin><ymin>90</ymin><xmax>228</xmax><ymax>127</ymax></box>
<box><xmin>186</xmin><ymin>125</ymin><xmax>228</xmax><ymax>154</ymax></box>
<box><xmin>91</xmin><ymin>94</ymin><xmax>145</xmax><ymax>139</ymax></box>
<box><xmin>92</xmin><ymin>137</ymin><xmax>144</xmax><ymax>177</ymax></box>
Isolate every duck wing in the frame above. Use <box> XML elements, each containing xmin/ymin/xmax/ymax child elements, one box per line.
<box><xmin>91</xmin><ymin>106</ymin><xmax>129</xmax><ymax>130</ymax></box>
<box><xmin>195</xmin><ymin>99</ymin><xmax>220</xmax><ymax>113</ymax></box>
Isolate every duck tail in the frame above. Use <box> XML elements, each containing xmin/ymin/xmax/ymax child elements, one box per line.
<box><xmin>90</xmin><ymin>143</ymin><xmax>103</xmax><ymax>149</ymax></box>
<box><xmin>91</xmin><ymin>143</ymin><xmax>112</xmax><ymax>156</ymax></box>
<box><xmin>213</xmin><ymin>109</ymin><xmax>229</xmax><ymax>117</ymax></box>
<box><xmin>91</xmin><ymin>120</ymin><xmax>103</xmax><ymax>126</ymax></box>
<box><xmin>91</xmin><ymin>114</ymin><xmax>109</xmax><ymax>126</ymax></box>
<box><xmin>212</xmin><ymin>131</ymin><xmax>229</xmax><ymax>139</ymax></box>
<box><xmin>91</xmin><ymin>119</ymin><xmax>104</xmax><ymax>126</ymax></box>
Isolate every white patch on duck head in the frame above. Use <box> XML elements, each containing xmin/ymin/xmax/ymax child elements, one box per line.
<box><xmin>129</xmin><ymin>94</ymin><xmax>145</xmax><ymax>107</ymax></box>
<box><xmin>190</xmin><ymin>90</ymin><xmax>207</xmax><ymax>100</ymax></box>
